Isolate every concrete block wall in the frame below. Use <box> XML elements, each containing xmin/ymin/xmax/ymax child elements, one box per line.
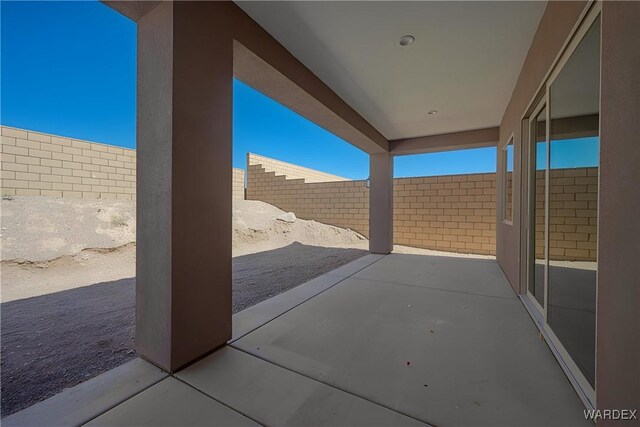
<box><xmin>1</xmin><ymin>126</ymin><xmax>136</xmax><ymax>200</ymax></box>
<box><xmin>393</xmin><ymin>173</ymin><xmax>497</xmax><ymax>255</ymax></box>
<box><xmin>1</xmin><ymin>126</ymin><xmax>247</xmax><ymax>201</ymax></box>
<box><xmin>541</xmin><ymin>168</ymin><xmax>598</xmax><ymax>262</ymax></box>
<box><xmin>247</xmin><ymin>153</ymin><xmax>348</xmax><ymax>183</ymax></box>
<box><xmin>232</xmin><ymin>168</ymin><xmax>245</xmax><ymax>201</ymax></box>
<box><xmin>246</xmin><ymin>154</ymin><xmax>498</xmax><ymax>255</ymax></box>
<box><xmin>247</xmin><ymin>154</ymin><xmax>598</xmax><ymax>259</ymax></box>
<box><xmin>247</xmin><ymin>161</ymin><xmax>369</xmax><ymax>236</ymax></box>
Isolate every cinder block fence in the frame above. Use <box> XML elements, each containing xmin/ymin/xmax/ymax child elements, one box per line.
<box><xmin>232</xmin><ymin>168</ymin><xmax>246</xmax><ymax>201</ymax></box>
<box><xmin>247</xmin><ymin>153</ymin><xmax>597</xmax><ymax>260</ymax></box>
<box><xmin>0</xmin><ymin>126</ymin><xmax>245</xmax><ymax>201</ymax></box>
<box><xmin>393</xmin><ymin>173</ymin><xmax>496</xmax><ymax>255</ymax></box>
<box><xmin>1</xmin><ymin>126</ymin><xmax>136</xmax><ymax>200</ymax></box>
<box><xmin>247</xmin><ymin>153</ymin><xmax>497</xmax><ymax>255</ymax></box>
<box><xmin>0</xmin><ymin>127</ymin><xmax>595</xmax><ymax>260</ymax></box>
<box><xmin>247</xmin><ymin>153</ymin><xmax>370</xmax><ymax>237</ymax></box>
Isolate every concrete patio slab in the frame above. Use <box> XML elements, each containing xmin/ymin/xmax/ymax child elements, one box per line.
<box><xmin>231</xmin><ymin>253</ymin><xmax>384</xmax><ymax>342</ymax></box>
<box><xmin>353</xmin><ymin>253</ymin><xmax>517</xmax><ymax>299</ymax></box>
<box><xmin>231</xmin><ymin>273</ymin><xmax>345</xmax><ymax>342</ymax></box>
<box><xmin>323</xmin><ymin>253</ymin><xmax>386</xmax><ymax>278</ymax></box>
<box><xmin>178</xmin><ymin>346</ymin><xmax>428</xmax><ymax>426</ymax></box>
<box><xmin>4</xmin><ymin>254</ymin><xmax>592</xmax><ymax>427</ymax></box>
<box><xmin>233</xmin><ymin>256</ymin><xmax>589</xmax><ymax>426</ymax></box>
<box><xmin>85</xmin><ymin>377</ymin><xmax>258</xmax><ymax>426</ymax></box>
<box><xmin>2</xmin><ymin>358</ymin><xmax>167</xmax><ymax>427</ymax></box>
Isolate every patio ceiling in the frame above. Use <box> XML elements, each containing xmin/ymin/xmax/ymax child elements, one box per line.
<box><xmin>236</xmin><ymin>1</ymin><xmax>547</xmax><ymax>141</ymax></box>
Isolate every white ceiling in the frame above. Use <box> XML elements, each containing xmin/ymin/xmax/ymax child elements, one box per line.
<box><xmin>237</xmin><ymin>1</ymin><xmax>547</xmax><ymax>141</ymax></box>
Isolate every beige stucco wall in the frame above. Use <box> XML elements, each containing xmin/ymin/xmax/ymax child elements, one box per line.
<box><xmin>0</xmin><ymin>126</ymin><xmax>246</xmax><ymax>201</ymax></box>
<box><xmin>496</xmin><ymin>1</ymin><xmax>589</xmax><ymax>289</ymax></box>
<box><xmin>598</xmin><ymin>0</ymin><xmax>640</xmax><ymax>414</ymax></box>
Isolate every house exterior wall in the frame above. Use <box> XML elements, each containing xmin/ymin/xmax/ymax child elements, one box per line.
<box><xmin>0</xmin><ymin>126</ymin><xmax>245</xmax><ymax>201</ymax></box>
<box><xmin>597</xmin><ymin>0</ymin><xmax>640</xmax><ymax>418</ymax></box>
<box><xmin>496</xmin><ymin>0</ymin><xmax>640</xmax><ymax>413</ymax></box>
<box><xmin>497</xmin><ymin>1</ymin><xmax>588</xmax><ymax>291</ymax></box>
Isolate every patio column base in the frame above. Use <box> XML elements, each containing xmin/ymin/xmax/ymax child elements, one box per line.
<box><xmin>369</xmin><ymin>152</ymin><xmax>393</xmax><ymax>254</ymax></box>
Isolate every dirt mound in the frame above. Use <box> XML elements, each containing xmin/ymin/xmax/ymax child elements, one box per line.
<box><xmin>0</xmin><ymin>197</ymin><xmax>368</xmax><ymax>302</ymax></box>
<box><xmin>232</xmin><ymin>200</ymin><xmax>367</xmax><ymax>256</ymax></box>
<box><xmin>1</xmin><ymin>196</ymin><xmax>135</xmax><ymax>262</ymax></box>
<box><xmin>1</xmin><ymin>197</ymin><xmax>367</xmax><ymax>263</ymax></box>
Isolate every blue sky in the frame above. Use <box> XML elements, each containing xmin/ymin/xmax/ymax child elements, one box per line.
<box><xmin>1</xmin><ymin>1</ymin><xmax>136</xmax><ymax>148</ymax></box>
<box><xmin>233</xmin><ymin>79</ymin><xmax>369</xmax><ymax>179</ymax></box>
<box><xmin>537</xmin><ymin>138</ymin><xmax>599</xmax><ymax>169</ymax></box>
<box><xmin>2</xmin><ymin>1</ymin><xmax>594</xmax><ymax>180</ymax></box>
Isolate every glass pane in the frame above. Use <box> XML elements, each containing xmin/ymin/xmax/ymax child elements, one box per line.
<box><xmin>504</xmin><ymin>141</ymin><xmax>514</xmax><ymax>222</ymax></box>
<box><xmin>548</xmin><ymin>16</ymin><xmax>600</xmax><ymax>388</ymax></box>
<box><xmin>529</xmin><ymin>105</ymin><xmax>546</xmax><ymax>308</ymax></box>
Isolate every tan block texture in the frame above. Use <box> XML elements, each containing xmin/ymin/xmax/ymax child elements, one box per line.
<box><xmin>246</xmin><ymin>154</ymin><xmax>369</xmax><ymax>237</ymax></box>
<box><xmin>1</xmin><ymin>126</ymin><xmax>246</xmax><ymax>203</ymax></box>
<box><xmin>248</xmin><ymin>153</ymin><xmax>348</xmax><ymax>183</ymax></box>
<box><xmin>1</xmin><ymin>126</ymin><xmax>136</xmax><ymax>200</ymax></box>
<box><xmin>246</xmin><ymin>152</ymin><xmax>597</xmax><ymax>259</ymax></box>
<box><xmin>233</xmin><ymin>168</ymin><xmax>245</xmax><ymax>201</ymax></box>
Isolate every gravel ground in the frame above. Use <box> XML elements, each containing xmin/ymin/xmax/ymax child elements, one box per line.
<box><xmin>232</xmin><ymin>242</ymin><xmax>366</xmax><ymax>312</ymax></box>
<box><xmin>1</xmin><ymin>278</ymin><xmax>135</xmax><ymax>418</ymax></box>
<box><xmin>0</xmin><ymin>243</ymin><xmax>367</xmax><ymax>418</ymax></box>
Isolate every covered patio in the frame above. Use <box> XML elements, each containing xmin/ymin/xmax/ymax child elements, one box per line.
<box><xmin>6</xmin><ymin>253</ymin><xmax>588</xmax><ymax>426</ymax></box>
<box><xmin>4</xmin><ymin>1</ymin><xmax>639</xmax><ymax>424</ymax></box>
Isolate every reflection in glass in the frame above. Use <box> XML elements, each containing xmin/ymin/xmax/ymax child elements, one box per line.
<box><xmin>504</xmin><ymin>141</ymin><xmax>514</xmax><ymax>222</ymax></box>
<box><xmin>548</xmin><ymin>17</ymin><xmax>600</xmax><ymax>388</ymax></box>
<box><xmin>529</xmin><ymin>106</ymin><xmax>546</xmax><ymax>308</ymax></box>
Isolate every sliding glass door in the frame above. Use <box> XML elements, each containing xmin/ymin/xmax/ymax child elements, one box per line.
<box><xmin>527</xmin><ymin>101</ymin><xmax>547</xmax><ymax>312</ymax></box>
<box><xmin>547</xmin><ymin>15</ymin><xmax>600</xmax><ymax>391</ymax></box>
<box><xmin>524</xmin><ymin>13</ymin><xmax>600</xmax><ymax>407</ymax></box>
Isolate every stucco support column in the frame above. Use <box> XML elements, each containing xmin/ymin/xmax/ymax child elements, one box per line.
<box><xmin>369</xmin><ymin>153</ymin><xmax>394</xmax><ymax>254</ymax></box>
<box><xmin>597</xmin><ymin>1</ymin><xmax>640</xmax><ymax>415</ymax></box>
<box><xmin>137</xmin><ymin>1</ymin><xmax>232</xmax><ymax>372</ymax></box>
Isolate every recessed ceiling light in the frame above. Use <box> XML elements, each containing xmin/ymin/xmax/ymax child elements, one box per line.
<box><xmin>399</xmin><ymin>35</ymin><xmax>415</xmax><ymax>47</ymax></box>
<box><xmin>427</xmin><ymin>110</ymin><xmax>438</xmax><ymax>115</ymax></box>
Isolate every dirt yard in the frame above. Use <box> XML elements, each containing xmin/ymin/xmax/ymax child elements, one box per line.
<box><xmin>0</xmin><ymin>197</ymin><xmax>369</xmax><ymax>417</ymax></box>
<box><xmin>0</xmin><ymin>196</ymin><xmax>493</xmax><ymax>417</ymax></box>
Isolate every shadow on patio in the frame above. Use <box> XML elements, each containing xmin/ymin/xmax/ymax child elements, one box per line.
<box><xmin>5</xmin><ymin>252</ymin><xmax>590</xmax><ymax>426</ymax></box>
<box><xmin>1</xmin><ymin>243</ymin><xmax>368</xmax><ymax>420</ymax></box>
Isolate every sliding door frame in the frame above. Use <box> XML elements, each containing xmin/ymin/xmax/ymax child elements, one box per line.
<box><xmin>519</xmin><ymin>1</ymin><xmax>601</xmax><ymax>411</ymax></box>
<box><xmin>523</xmin><ymin>96</ymin><xmax>548</xmax><ymax>321</ymax></box>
